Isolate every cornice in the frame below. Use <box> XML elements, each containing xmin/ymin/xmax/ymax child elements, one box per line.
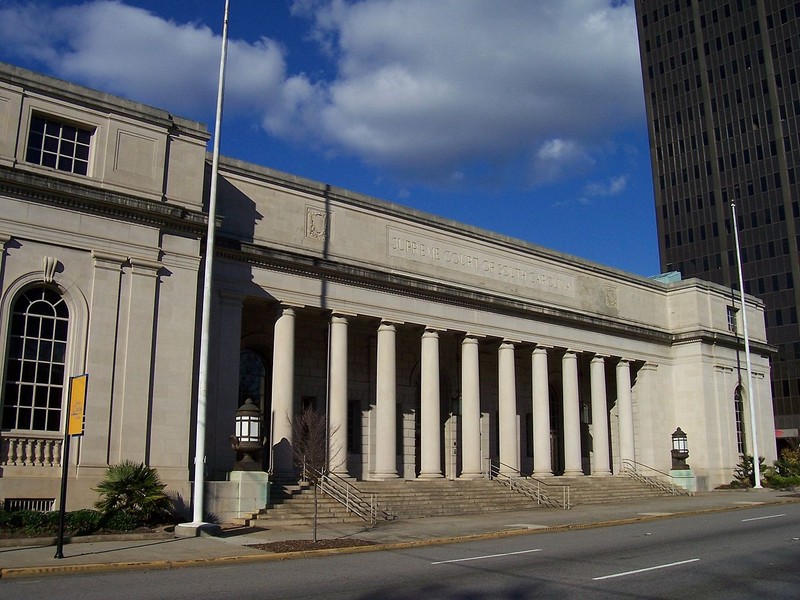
<box><xmin>0</xmin><ymin>167</ymin><xmax>207</xmax><ymax>235</ymax></box>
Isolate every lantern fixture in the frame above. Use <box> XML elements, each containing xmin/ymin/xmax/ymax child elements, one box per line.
<box><xmin>671</xmin><ymin>427</ymin><xmax>690</xmax><ymax>470</ymax></box>
<box><xmin>230</xmin><ymin>398</ymin><xmax>264</xmax><ymax>470</ymax></box>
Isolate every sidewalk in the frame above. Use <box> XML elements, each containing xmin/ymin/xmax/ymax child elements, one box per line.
<box><xmin>2</xmin><ymin>489</ymin><xmax>798</xmax><ymax>579</ymax></box>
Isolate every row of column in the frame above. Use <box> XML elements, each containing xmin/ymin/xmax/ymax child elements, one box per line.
<box><xmin>269</xmin><ymin>306</ymin><xmax>636</xmax><ymax>480</ymax></box>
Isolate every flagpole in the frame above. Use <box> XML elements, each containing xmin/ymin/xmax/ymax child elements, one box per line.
<box><xmin>184</xmin><ymin>0</ymin><xmax>231</xmax><ymax>530</ymax></box>
<box><xmin>730</xmin><ymin>200</ymin><xmax>762</xmax><ymax>489</ymax></box>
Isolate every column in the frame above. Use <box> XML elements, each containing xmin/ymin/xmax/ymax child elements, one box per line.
<box><xmin>81</xmin><ymin>251</ymin><xmax>126</xmax><ymax>467</ymax></box>
<box><xmin>271</xmin><ymin>306</ymin><xmax>296</xmax><ymax>478</ymax></box>
<box><xmin>531</xmin><ymin>345</ymin><xmax>553</xmax><ymax>477</ymax></box>
<box><xmin>617</xmin><ymin>359</ymin><xmax>635</xmax><ymax>470</ymax></box>
<box><xmin>460</xmin><ymin>335</ymin><xmax>482</xmax><ymax>479</ymax></box>
<box><xmin>117</xmin><ymin>258</ymin><xmax>160</xmax><ymax>462</ymax></box>
<box><xmin>374</xmin><ymin>321</ymin><xmax>399</xmax><ymax>479</ymax></box>
<box><xmin>328</xmin><ymin>314</ymin><xmax>349</xmax><ymax>476</ymax></box>
<box><xmin>498</xmin><ymin>341</ymin><xmax>518</xmax><ymax>475</ymax></box>
<box><xmin>589</xmin><ymin>355</ymin><xmax>612</xmax><ymax>476</ymax></box>
<box><xmin>562</xmin><ymin>350</ymin><xmax>583</xmax><ymax>476</ymax></box>
<box><xmin>419</xmin><ymin>328</ymin><xmax>443</xmax><ymax>478</ymax></box>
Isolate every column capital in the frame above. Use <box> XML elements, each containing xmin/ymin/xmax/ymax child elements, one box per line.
<box><xmin>500</xmin><ymin>338</ymin><xmax>519</xmax><ymax>347</ymax></box>
<box><xmin>276</xmin><ymin>304</ymin><xmax>298</xmax><ymax>317</ymax></box>
<box><xmin>423</xmin><ymin>325</ymin><xmax>445</xmax><ymax>333</ymax></box>
<box><xmin>422</xmin><ymin>327</ymin><xmax>440</xmax><ymax>339</ymax></box>
<box><xmin>330</xmin><ymin>313</ymin><xmax>351</xmax><ymax>325</ymax></box>
<box><xmin>330</xmin><ymin>309</ymin><xmax>358</xmax><ymax>319</ymax></box>
<box><xmin>532</xmin><ymin>345</ymin><xmax>551</xmax><ymax>356</ymax></box>
<box><xmin>591</xmin><ymin>353</ymin><xmax>609</xmax><ymax>363</ymax></box>
<box><xmin>378</xmin><ymin>319</ymin><xmax>397</xmax><ymax>332</ymax></box>
<box><xmin>462</xmin><ymin>332</ymin><xmax>486</xmax><ymax>341</ymax></box>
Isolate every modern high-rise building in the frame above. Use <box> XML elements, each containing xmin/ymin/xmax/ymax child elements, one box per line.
<box><xmin>635</xmin><ymin>0</ymin><xmax>800</xmax><ymax>452</ymax></box>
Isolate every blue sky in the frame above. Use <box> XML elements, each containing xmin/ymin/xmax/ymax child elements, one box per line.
<box><xmin>0</xmin><ymin>0</ymin><xmax>660</xmax><ymax>276</ymax></box>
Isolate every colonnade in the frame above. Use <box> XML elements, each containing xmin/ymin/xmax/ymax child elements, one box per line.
<box><xmin>268</xmin><ymin>307</ymin><xmax>637</xmax><ymax>480</ymax></box>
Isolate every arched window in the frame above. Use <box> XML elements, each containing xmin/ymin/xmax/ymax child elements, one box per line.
<box><xmin>2</xmin><ymin>286</ymin><xmax>69</xmax><ymax>431</ymax></box>
<box><xmin>238</xmin><ymin>348</ymin><xmax>266</xmax><ymax>407</ymax></box>
<box><xmin>734</xmin><ymin>385</ymin><xmax>746</xmax><ymax>454</ymax></box>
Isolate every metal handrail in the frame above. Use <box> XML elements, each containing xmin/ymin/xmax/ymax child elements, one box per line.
<box><xmin>302</xmin><ymin>466</ymin><xmax>394</xmax><ymax>523</ymax></box>
<box><xmin>488</xmin><ymin>462</ymin><xmax>571</xmax><ymax>509</ymax></box>
<box><xmin>621</xmin><ymin>459</ymin><xmax>692</xmax><ymax>496</ymax></box>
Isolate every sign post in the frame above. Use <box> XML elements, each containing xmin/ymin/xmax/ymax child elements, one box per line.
<box><xmin>55</xmin><ymin>374</ymin><xmax>88</xmax><ymax>559</ymax></box>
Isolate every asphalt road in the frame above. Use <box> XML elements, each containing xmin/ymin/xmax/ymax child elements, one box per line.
<box><xmin>3</xmin><ymin>503</ymin><xmax>799</xmax><ymax>599</ymax></box>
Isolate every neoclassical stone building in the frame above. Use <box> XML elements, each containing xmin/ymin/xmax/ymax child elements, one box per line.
<box><xmin>0</xmin><ymin>63</ymin><xmax>777</xmax><ymax>512</ymax></box>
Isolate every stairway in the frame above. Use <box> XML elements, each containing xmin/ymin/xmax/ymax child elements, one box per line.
<box><xmin>250</xmin><ymin>480</ymin><xmax>368</xmax><ymax>527</ymax></box>
<box><xmin>355</xmin><ymin>479</ymin><xmax>540</xmax><ymax>519</ymax></box>
<box><xmin>549</xmin><ymin>475</ymin><xmax>677</xmax><ymax>505</ymax></box>
<box><xmin>249</xmin><ymin>475</ymin><xmax>678</xmax><ymax>526</ymax></box>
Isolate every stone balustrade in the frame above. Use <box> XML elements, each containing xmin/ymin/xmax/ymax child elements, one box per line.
<box><xmin>0</xmin><ymin>434</ymin><xmax>62</xmax><ymax>468</ymax></box>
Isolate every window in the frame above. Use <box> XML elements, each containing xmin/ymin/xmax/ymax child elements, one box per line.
<box><xmin>2</xmin><ymin>286</ymin><xmax>69</xmax><ymax>431</ymax></box>
<box><xmin>25</xmin><ymin>114</ymin><xmax>92</xmax><ymax>176</ymax></box>
<box><xmin>238</xmin><ymin>348</ymin><xmax>266</xmax><ymax>405</ymax></box>
<box><xmin>734</xmin><ymin>387</ymin><xmax>746</xmax><ymax>454</ymax></box>
<box><xmin>727</xmin><ymin>306</ymin><xmax>738</xmax><ymax>333</ymax></box>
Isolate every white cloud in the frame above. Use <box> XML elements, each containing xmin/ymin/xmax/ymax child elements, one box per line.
<box><xmin>531</xmin><ymin>139</ymin><xmax>596</xmax><ymax>184</ymax></box>
<box><xmin>0</xmin><ymin>0</ymin><xmax>644</xmax><ymax>184</ymax></box>
<box><xmin>584</xmin><ymin>175</ymin><xmax>628</xmax><ymax>198</ymax></box>
<box><xmin>0</xmin><ymin>1</ymin><xmax>290</xmax><ymax>115</ymax></box>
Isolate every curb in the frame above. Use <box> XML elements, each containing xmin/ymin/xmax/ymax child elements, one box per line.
<box><xmin>2</xmin><ymin>496</ymin><xmax>798</xmax><ymax>579</ymax></box>
<box><xmin>0</xmin><ymin>531</ymin><xmax>173</xmax><ymax>549</ymax></box>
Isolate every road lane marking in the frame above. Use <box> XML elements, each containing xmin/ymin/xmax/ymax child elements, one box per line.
<box><xmin>592</xmin><ymin>558</ymin><xmax>700</xmax><ymax>580</ymax></box>
<box><xmin>431</xmin><ymin>549</ymin><xmax>543</xmax><ymax>565</ymax></box>
<box><xmin>741</xmin><ymin>514</ymin><xmax>786</xmax><ymax>522</ymax></box>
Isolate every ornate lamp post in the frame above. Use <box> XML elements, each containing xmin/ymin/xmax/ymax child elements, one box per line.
<box><xmin>671</xmin><ymin>427</ymin><xmax>690</xmax><ymax>470</ymax></box>
<box><xmin>230</xmin><ymin>398</ymin><xmax>264</xmax><ymax>470</ymax></box>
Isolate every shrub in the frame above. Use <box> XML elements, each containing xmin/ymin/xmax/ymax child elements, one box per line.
<box><xmin>101</xmin><ymin>510</ymin><xmax>139</xmax><ymax>532</ymax></box>
<box><xmin>774</xmin><ymin>446</ymin><xmax>800</xmax><ymax>478</ymax></box>
<box><xmin>94</xmin><ymin>461</ymin><xmax>173</xmax><ymax>525</ymax></box>
<box><xmin>732</xmin><ymin>454</ymin><xmax>766</xmax><ymax>487</ymax></box>
<box><xmin>65</xmin><ymin>509</ymin><xmax>103</xmax><ymax>535</ymax></box>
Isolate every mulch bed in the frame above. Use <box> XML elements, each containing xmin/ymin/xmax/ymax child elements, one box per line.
<box><xmin>248</xmin><ymin>538</ymin><xmax>377</xmax><ymax>553</ymax></box>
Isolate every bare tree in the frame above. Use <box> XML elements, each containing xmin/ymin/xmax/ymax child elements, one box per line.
<box><xmin>292</xmin><ymin>406</ymin><xmax>339</xmax><ymax>542</ymax></box>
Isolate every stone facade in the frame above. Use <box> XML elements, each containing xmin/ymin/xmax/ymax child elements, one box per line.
<box><xmin>0</xmin><ymin>63</ymin><xmax>777</xmax><ymax>513</ymax></box>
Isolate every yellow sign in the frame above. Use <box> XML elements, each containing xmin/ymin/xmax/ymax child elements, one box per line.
<box><xmin>68</xmin><ymin>374</ymin><xmax>88</xmax><ymax>436</ymax></box>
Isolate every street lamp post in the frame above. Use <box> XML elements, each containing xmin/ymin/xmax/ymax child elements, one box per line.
<box><xmin>730</xmin><ymin>200</ymin><xmax>762</xmax><ymax>489</ymax></box>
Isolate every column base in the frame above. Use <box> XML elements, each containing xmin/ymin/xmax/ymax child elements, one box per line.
<box><xmin>418</xmin><ymin>471</ymin><xmax>443</xmax><ymax>479</ymax></box>
<box><xmin>458</xmin><ymin>471</ymin><xmax>485</xmax><ymax>480</ymax></box>
<box><xmin>562</xmin><ymin>470</ymin><xmax>585</xmax><ymax>477</ymax></box>
<box><xmin>590</xmin><ymin>470</ymin><xmax>612</xmax><ymax>477</ymax></box>
<box><xmin>370</xmin><ymin>471</ymin><xmax>399</xmax><ymax>480</ymax></box>
<box><xmin>532</xmin><ymin>471</ymin><xmax>553</xmax><ymax>478</ymax></box>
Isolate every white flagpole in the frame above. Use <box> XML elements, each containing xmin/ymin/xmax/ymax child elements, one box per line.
<box><xmin>730</xmin><ymin>200</ymin><xmax>762</xmax><ymax>489</ymax></box>
<box><xmin>188</xmin><ymin>0</ymin><xmax>231</xmax><ymax>527</ymax></box>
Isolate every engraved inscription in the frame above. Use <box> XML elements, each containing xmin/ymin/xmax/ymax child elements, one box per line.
<box><xmin>387</xmin><ymin>228</ymin><xmax>575</xmax><ymax>297</ymax></box>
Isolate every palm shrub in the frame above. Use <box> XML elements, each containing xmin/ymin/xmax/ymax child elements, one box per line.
<box><xmin>94</xmin><ymin>461</ymin><xmax>173</xmax><ymax>525</ymax></box>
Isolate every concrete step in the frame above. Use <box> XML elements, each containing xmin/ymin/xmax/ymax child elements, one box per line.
<box><xmin>249</xmin><ymin>474</ymin><xmax>677</xmax><ymax>525</ymax></box>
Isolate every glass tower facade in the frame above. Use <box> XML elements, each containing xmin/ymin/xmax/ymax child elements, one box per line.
<box><xmin>635</xmin><ymin>0</ymin><xmax>800</xmax><ymax>448</ymax></box>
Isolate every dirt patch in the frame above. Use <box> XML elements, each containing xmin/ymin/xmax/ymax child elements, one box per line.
<box><xmin>248</xmin><ymin>538</ymin><xmax>377</xmax><ymax>553</ymax></box>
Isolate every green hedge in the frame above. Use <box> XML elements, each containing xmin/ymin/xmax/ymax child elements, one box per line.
<box><xmin>0</xmin><ymin>508</ymin><xmax>146</xmax><ymax>537</ymax></box>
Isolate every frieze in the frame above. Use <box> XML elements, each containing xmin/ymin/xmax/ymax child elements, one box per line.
<box><xmin>387</xmin><ymin>227</ymin><xmax>575</xmax><ymax>298</ymax></box>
